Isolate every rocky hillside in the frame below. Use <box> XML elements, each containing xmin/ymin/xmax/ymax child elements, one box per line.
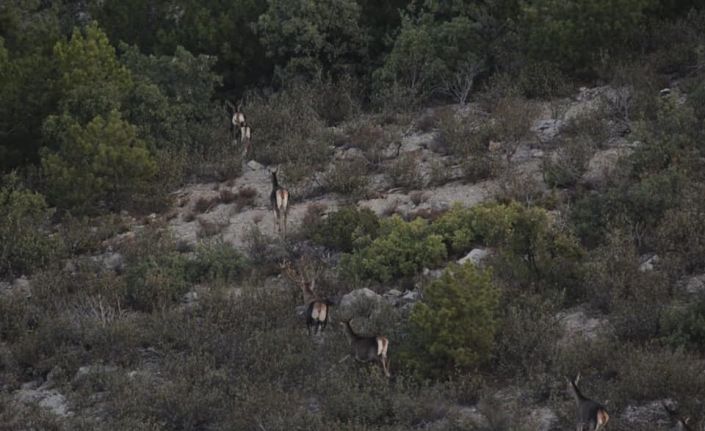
<box><xmin>3</xmin><ymin>81</ymin><xmax>705</xmax><ymax>430</ymax></box>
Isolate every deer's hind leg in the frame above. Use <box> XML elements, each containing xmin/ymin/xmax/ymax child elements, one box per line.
<box><xmin>272</xmin><ymin>209</ymin><xmax>280</xmax><ymax>235</ymax></box>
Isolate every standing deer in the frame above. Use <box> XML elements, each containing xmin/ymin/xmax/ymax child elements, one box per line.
<box><xmin>282</xmin><ymin>258</ymin><xmax>334</xmax><ymax>335</ymax></box>
<box><xmin>228</xmin><ymin>100</ymin><xmax>247</xmax><ymax>129</ymax></box>
<box><xmin>226</xmin><ymin>100</ymin><xmax>250</xmax><ymax>153</ymax></box>
<box><xmin>340</xmin><ymin>319</ymin><xmax>390</xmax><ymax>378</ymax></box>
<box><xmin>566</xmin><ymin>374</ymin><xmax>609</xmax><ymax>431</ymax></box>
<box><xmin>270</xmin><ymin>169</ymin><xmax>289</xmax><ymax>237</ymax></box>
<box><xmin>239</xmin><ymin>124</ymin><xmax>253</xmax><ymax>157</ymax></box>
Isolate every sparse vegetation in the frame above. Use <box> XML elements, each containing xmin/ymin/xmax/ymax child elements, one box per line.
<box><xmin>322</xmin><ymin>158</ymin><xmax>370</xmax><ymax>200</ymax></box>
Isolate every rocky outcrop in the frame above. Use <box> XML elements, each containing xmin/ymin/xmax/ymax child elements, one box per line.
<box><xmin>457</xmin><ymin>248</ymin><xmax>491</xmax><ymax>267</ymax></box>
<box><xmin>14</xmin><ymin>380</ymin><xmax>71</xmax><ymax>417</ymax></box>
<box><xmin>556</xmin><ymin>308</ymin><xmax>610</xmax><ymax>346</ymax></box>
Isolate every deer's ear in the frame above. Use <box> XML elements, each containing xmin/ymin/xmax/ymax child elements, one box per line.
<box><xmin>575</xmin><ymin>372</ymin><xmax>581</xmax><ymax>385</ymax></box>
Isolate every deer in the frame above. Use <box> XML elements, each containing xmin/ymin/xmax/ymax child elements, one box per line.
<box><xmin>340</xmin><ymin>319</ymin><xmax>390</xmax><ymax>378</ymax></box>
<box><xmin>281</xmin><ymin>258</ymin><xmax>334</xmax><ymax>335</ymax></box>
<box><xmin>566</xmin><ymin>373</ymin><xmax>609</xmax><ymax>431</ymax></box>
<box><xmin>270</xmin><ymin>169</ymin><xmax>289</xmax><ymax>238</ymax></box>
<box><xmin>238</xmin><ymin>124</ymin><xmax>253</xmax><ymax>157</ymax></box>
<box><xmin>226</xmin><ymin>100</ymin><xmax>247</xmax><ymax>129</ymax></box>
<box><xmin>663</xmin><ymin>402</ymin><xmax>695</xmax><ymax>431</ymax></box>
<box><xmin>226</xmin><ymin>100</ymin><xmax>249</xmax><ymax>148</ymax></box>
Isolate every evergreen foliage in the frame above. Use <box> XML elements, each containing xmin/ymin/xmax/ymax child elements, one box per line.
<box><xmin>406</xmin><ymin>263</ymin><xmax>500</xmax><ymax>376</ymax></box>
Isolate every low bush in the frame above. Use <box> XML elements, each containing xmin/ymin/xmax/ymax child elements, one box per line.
<box><xmin>492</xmin><ymin>294</ymin><xmax>561</xmax><ymax>378</ymax></box>
<box><xmin>514</xmin><ymin>61</ymin><xmax>573</xmax><ymax>100</ymax></box>
<box><xmin>341</xmin><ymin>216</ymin><xmax>446</xmax><ymax>283</ymax></box>
<box><xmin>491</xmin><ymin>97</ymin><xmax>539</xmax><ymax>165</ymax></box>
<box><xmin>310</xmin><ymin>76</ymin><xmax>362</xmax><ymax>126</ymax></box>
<box><xmin>245</xmin><ymin>84</ymin><xmax>329</xmax><ymax>169</ymax></box>
<box><xmin>474</xmin><ymin>202</ymin><xmax>585</xmax><ymax>293</ymax></box>
<box><xmin>585</xmin><ymin>230</ymin><xmax>669</xmax><ymax>341</ymax></box>
<box><xmin>660</xmin><ymin>295</ymin><xmax>705</xmax><ymax>353</ymax></box>
<box><xmin>322</xmin><ymin>158</ymin><xmax>370</xmax><ymax>200</ymax></box>
<box><xmin>118</xmin><ymin>229</ymin><xmax>189</xmax><ymax>312</ymax></box>
<box><xmin>430</xmin><ymin>204</ymin><xmax>477</xmax><ymax>256</ymax></box>
<box><xmin>656</xmin><ymin>189</ymin><xmax>705</xmax><ymax>274</ymax></box>
<box><xmin>436</xmin><ymin>112</ymin><xmax>497</xmax><ymax>181</ymax></box>
<box><xmin>388</xmin><ymin>151</ymin><xmax>423</xmax><ymax>189</ymax></box>
<box><xmin>310</xmin><ymin>206</ymin><xmax>379</xmax><ymax>253</ymax></box>
<box><xmin>0</xmin><ymin>174</ymin><xmax>59</xmax><ymax>279</ymax></box>
<box><xmin>57</xmin><ymin>213</ymin><xmax>128</xmax><ymax>256</ymax></box>
<box><xmin>185</xmin><ymin>239</ymin><xmax>248</xmax><ymax>284</ymax></box>
<box><xmin>542</xmin><ymin>137</ymin><xmax>594</xmax><ymax>188</ymax></box>
<box><xmin>561</xmin><ymin>106</ymin><xmax>611</xmax><ymax>149</ymax></box>
<box><xmin>345</xmin><ymin>122</ymin><xmax>399</xmax><ymax>166</ymax></box>
<box><xmin>609</xmin><ymin>346</ymin><xmax>705</xmax><ymax>412</ymax></box>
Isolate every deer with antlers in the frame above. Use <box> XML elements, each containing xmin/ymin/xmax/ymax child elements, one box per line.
<box><xmin>566</xmin><ymin>373</ymin><xmax>609</xmax><ymax>431</ymax></box>
<box><xmin>226</xmin><ymin>100</ymin><xmax>253</xmax><ymax>156</ymax></box>
<box><xmin>340</xmin><ymin>319</ymin><xmax>390</xmax><ymax>378</ymax></box>
<box><xmin>282</xmin><ymin>258</ymin><xmax>333</xmax><ymax>335</ymax></box>
<box><xmin>270</xmin><ymin>169</ymin><xmax>289</xmax><ymax>237</ymax></box>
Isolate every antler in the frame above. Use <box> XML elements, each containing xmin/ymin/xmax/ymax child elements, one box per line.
<box><xmin>281</xmin><ymin>259</ymin><xmax>305</xmax><ymax>287</ymax></box>
<box><xmin>281</xmin><ymin>256</ymin><xmax>323</xmax><ymax>303</ymax></box>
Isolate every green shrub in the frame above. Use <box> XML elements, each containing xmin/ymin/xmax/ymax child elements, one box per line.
<box><xmin>185</xmin><ymin>239</ymin><xmax>248</xmax><ymax>284</ymax></box>
<box><xmin>311</xmin><ymin>206</ymin><xmax>379</xmax><ymax>252</ymax></box>
<box><xmin>405</xmin><ymin>263</ymin><xmax>500</xmax><ymax>377</ymax></box>
<box><xmin>41</xmin><ymin>111</ymin><xmax>157</xmax><ymax>213</ymax></box>
<box><xmin>0</xmin><ymin>174</ymin><xmax>59</xmax><ymax>278</ymax></box>
<box><xmin>119</xmin><ymin>230</ymin><xmax>189</xmax><ymax>312</ymax></box>
<box><xmin>631</xmin><ymin>98</ymin><xmax>702</xmax><ymax>177</ymax></box>
<box><xmin>514</xmin><ymin>61</ymin><xmax>573</xmax><ymax>100</ymax></box>
<box><xmin>342</xmin><ymin>216</ymin><xmax>447</xmax><ymax>282</ymax></box>
<box><xmin>473</xmin><ymin>202</ymin><xmax>585</xmax><ymax>293</ymax></box>
<box><xmin>430</xmin><ymin>204</ymin><xmax>477</xmax><ymax>256</ymax></box>
<box><xmin>661</xmin><ymin>296</ymin><xmax>705</xmax><ymax>353</ymax></box>
<box><xmin>122</xmin><ymin>253</ymin><xmax>188</xmax><ymax>312</ymax></box>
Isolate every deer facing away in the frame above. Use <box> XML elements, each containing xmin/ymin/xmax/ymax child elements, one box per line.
<box><xmin>281</xmin><ymin>259</ymin><xmax>333</xmax><ymax>335</ymax></box>
<box><xmin>566</xmin><ymin>374</ymin><xmax>609</xmax><ymax>431</ymax></box>
<box><xmin>269</xmin><ymin>170</ymin><xmax>289</xmax><ymax>238</ymax></box>
<box><xmin>340</xmin><ymin>319</ymin><xmax>390</xmax><ymax>378</ymax></box>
